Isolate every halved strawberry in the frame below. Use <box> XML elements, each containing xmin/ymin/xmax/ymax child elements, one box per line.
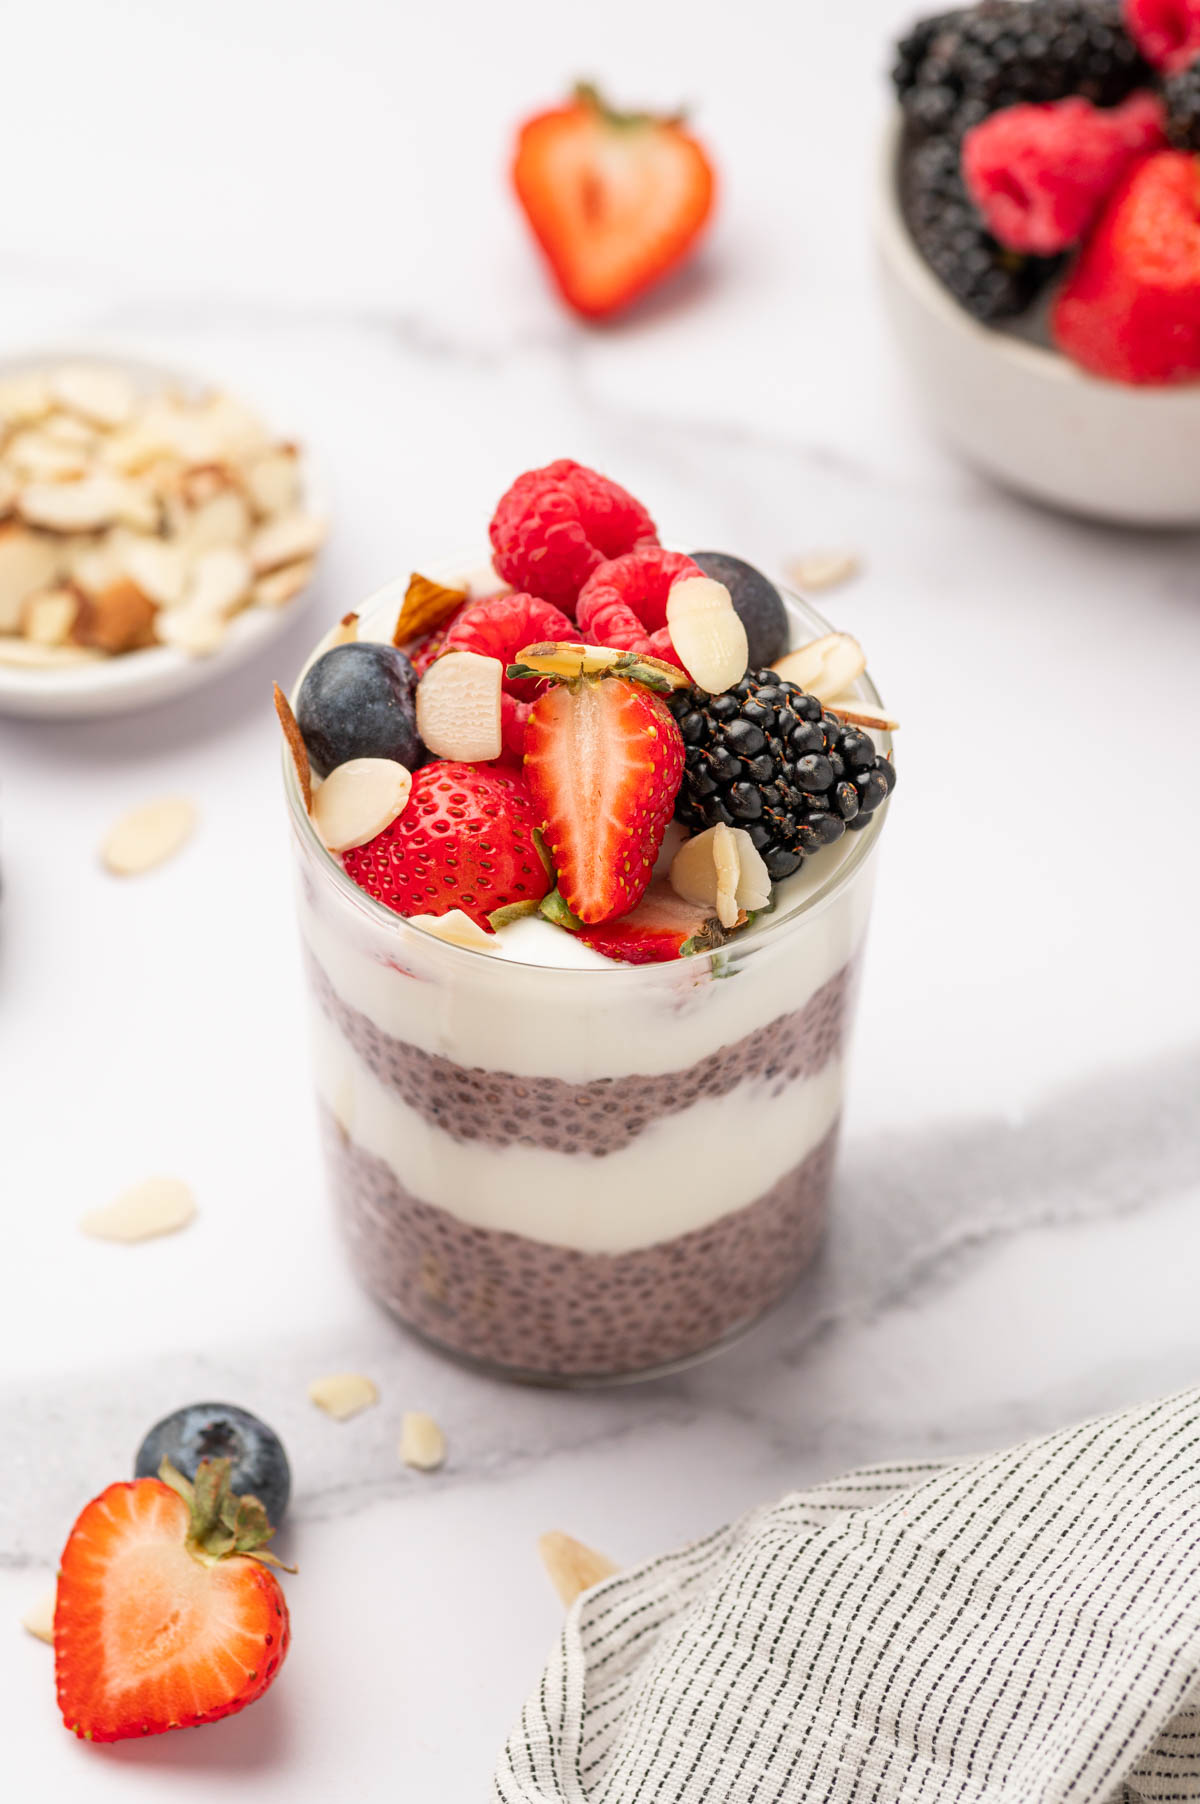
<box><xmin>512</xmin><ymin>84</ymin><xmax>716</xmax><ymax>320</ymax></box>
<box><xmin>524</xmin><ymin>675</ymin><xmax>685</xmax><ymax>924</ymax></box>
<box><xmin>543</xmin><ymin>880</ymin><xmax>727</xmax><ymax>964</ymax></box>
<box><xmin>55</xmin><ymin>1459</ymin><xmax>290</xmax><ymax>1743</ymax></box>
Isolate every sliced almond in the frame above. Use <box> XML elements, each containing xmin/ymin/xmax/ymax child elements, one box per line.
<box><xmin>68</xmin><ymin>541</ymin><xmax>123</xmax><ymax>600</ymax></box>
<box><xmin>254</xmin><ymin>559</ymin><xmax>313</xmax><ymax>610</ymax></box>
<box><xmin>313</xmin><ymin>757</ymin><xmax>411</xmax><ymax>853</ymax></box>
<box><xmin>24</xmin><ymin>586</ymin><xmax>79</xmax><ymax>647</ymax></box>
<box><xmin>308</xmin><ymin>1372</ymin><xmax>378</xmax><ymax>1421</ymax></box>
<box><xmin>50</xmin><ymin>364</ymin><xmax>136</xmax><ymax>429</ymax></box>
<box><xmin>416</xmin><ymin>650</ymin><xmax>502</xmax><ymax>761</ymax></box>
<box><xmin>42</xmin><ymin>410</ymin><xmax>98</xmax><ymax>450</ymax></box>
<box><xmin>18</xmin><ymin>475</ymin><xmax>127</xmax><ymax>533</ymax></box>
<box><xmin>670</xmin><ymin>823</ymin><xmax>770</xmax><ymax>929</ymax></box>
<box><xmin>0</xmin><ymin>372</ymin><xmax>52</xmax><ymax>427</ymax></box>
<box><xmin>399</xmin><ymin>1410</ymin><xmax>446</xmax><ymax>1472</ymax></box>
<box><xmin>538</xmin><ymin>1532</ymin><xmax>619</xmax><ymax>1608</ymax></box>
<box><xmin>786</xmin><ymin>550</ymin><xmax>860</xmax><ymax>594</ymax></box>
<box><xmin>195</xmin><ymin>392</ymin><xmax>271</xmax><ymax>462</ymax></box>
<box><xmin>824</xmin><ymin>696</ymin><xmax>900</xmax><ymax>733</ymax></box>
<box><xmin>243</xmin><ymin>446</ymin><xmax>301</xmax><ymax>519</ymax></box>
<box><xmin>180</xmin><ymin>489</ymin><xmax>251</xmax><ymax>556</ymax></box>
<box><xmin>185</xmin><ymin>546</ymin><xmax>251</xmax><ymax>618</ymax></box>
<box><xmin>772</xmin><ymin>632</ymin><xmax>866</xmax><ymax>701</ymax></box>
<box><xmin>274</xmin><ymin>682</ymin><xmax>312</xmax><ymax>811</ymax></box>
<box><xmin>251</xmin><ymin>511</ymin><xmax>325</xmax><ymax>576</ymax></box>
<box><xmin>73</xmin><ymin>578</ymin><xmax>157</xmax><ymax>654</ymax></box>
<box><xmin>0</xmin><ymin>523</ymin><xmax>62</xmax><ymax>632</ymax></box>
<box><xmin>80</xmin><ymin>1176</ymin><xmax>196</xmax><ymax>1243</ymax></box>
<box><xmin>21</xmin><ymin>1591</ymin><xmax>56</xmax><ymax>1644</ymax></box>
<box><xmin>121</xmin><ymin>537</ymin><xmax>188</xmax><ymax>609</ymax></box>
<box><xmin>156</xmin><ymin>607</ymin><xmax>228</xmax><ymax>657</ymax></box>
<box><xmin>101</xmin><ymin>796</ymin><xmax>196</xmax><ymax>874</ymax></box>
<box><xmin>666</xmin><ymin>576</ymin><xmax>748</xmax><ymax>694</ymax></box>
<box><xmin>408</xmin><ymin>909</ymin><xmax>497</xmax><ymax>952</ymax></box>
<box><xmin>0</xmin><ymin>637</ymin><xmax>102</xmax><ymax>668</ymax></box>
<box><xmin>0</xmin><ymin>468</ymin><xmax>16</xmax><ymax>518</ymax></box>
<box><xmin>5</xmin><ymin>429</ymin><xmax>91</xmax><ymax>483</ymax></box>
<box><xmin>391</xmin><ymin>572</ymin><xmax>468</xmax><ymax>646</ymax></box>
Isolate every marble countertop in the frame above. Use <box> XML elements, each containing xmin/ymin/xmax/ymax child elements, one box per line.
<box><xmin>3</xmin><ymin>0</ymin><xmax>1200</xmax><ymax>1794</ymax></box>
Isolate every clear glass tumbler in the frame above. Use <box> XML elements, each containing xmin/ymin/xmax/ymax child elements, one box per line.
<box><xmin>286</xmin><ymin>578</ymin><xmax>891</xmax><ymax>1383</ymax></box>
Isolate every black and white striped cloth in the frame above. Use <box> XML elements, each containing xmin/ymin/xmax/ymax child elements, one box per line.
<box><xmin>495</xmin><ymin>1391</ymin><xmax>1200</xmax><ymax>1802</ymax></box>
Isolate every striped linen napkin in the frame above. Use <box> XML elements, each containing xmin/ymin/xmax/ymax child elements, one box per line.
<box><xmin>495</xmin><ymin>1389</ymin><xmax>1200</xmax><ymax>1803</ymax></box>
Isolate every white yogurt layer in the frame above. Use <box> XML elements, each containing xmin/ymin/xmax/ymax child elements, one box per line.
<box><xmin>314</xmin><ymin>1011</ymin><xmax>844</xmax><ymax>1254</ymax></box>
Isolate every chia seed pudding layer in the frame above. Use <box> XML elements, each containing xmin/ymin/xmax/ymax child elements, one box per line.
<box><xmin>306</xmin><ymin>947</ymin><xmax>857</xmax><ymax>1154</ymax></box>
<box><xmin>323</xmin><ymin>1108</ymin><xmax>840</xmax><ymax>1379</ymax></box>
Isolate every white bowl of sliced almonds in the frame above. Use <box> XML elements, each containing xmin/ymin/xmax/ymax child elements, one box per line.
<box><xmin>0</xmin><ymin>350</ymin><xmax>328</xmax><ymax>718</ymax></box>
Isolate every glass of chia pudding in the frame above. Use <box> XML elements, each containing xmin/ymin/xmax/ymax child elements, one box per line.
<box><xmin>278</xmin><ymin>460</ymin><xmax>896</xmax><ymax>1383</ymax></box>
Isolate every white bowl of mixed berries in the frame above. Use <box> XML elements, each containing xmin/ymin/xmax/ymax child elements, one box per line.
<box><xmin>276</xmin><ymin>459</ymin><xmax>896</xmax><ymax>967</ymax></box>
<box><xmin>879</xmin><ymin>0</ymin><xmax>1200</xmax><ymax>524</ymax></box>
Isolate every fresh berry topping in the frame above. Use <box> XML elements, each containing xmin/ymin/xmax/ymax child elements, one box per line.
<box><xmin>1164</xmin><ymin>55</ymin><xmax>1200</xmax><ymax>144</ymax></box>
<box><xmin>689</xmin><ymin>551</ymin><xmax>788</xmax><ymax>667</ymax></box>
<box><xmin>512</xmin><ymin>83</ymin><xmax>716</xmax><ymax>319</ymax></box>
<box><xmin>524</xmin><ymin>676</ymin><xmax>685</xmax><ymax>924</ymax></box>
<box><xmin>575</xmin><ymin>547</ymin><xmax>701</xmax><ymax>666</ymax></box>
<box><xmin>1124</xmin><ymin>0</ymin><xmax>1200</xmax><ymax>72</ymax></box>
<box><xmin>135</xmin><ymin>1404</ymin><xmax>291</xmax><ymax>1530</ymax></box>
<box><xmin>296</xmin><ymin>642</ymin><xmax>421</xmax><ymax>779</ymax></box>
<box><xmin>489</xmin><ymin>460</ymin><xmax>658</xmax><ymax>607</ymax></box>
<box><xmin>962</xmin><ymin>91</ymin><xmax>1165</xmax><ymax>253</ymax></box>
<box><xmin>443</xmin><ymin>591</ymin><xmax>575</xmax><ymax>699</ymax></box>
<box><xmin>542</xmin><ymin>879</ymin><xmax>728</xmax><ymax>964</ymax></box>
<box><xmin>903</xmin><ymin>134</ymin><xmax>1058</xmax><ymax>320</ymax></box>
<box><xmin>667</xmin><ymin>669</ymin><xmax>896</xmax><ymax>883</ymax></box>
<box><xmin>55</xmin><ymin>1461</ymin><xmax>290</xmax><ymax>1742</ymax></box>
<box><xmin>1051</xmin><ymin>149</ymin><xmax>1200</xmax><ymax>382</ymax></box>
<box><xmin>342</xmin><ymin>761</ymin><xmax>552</xmax><ymax>930</ymax></box>
<box><xmin>894</xmin><ymin>1</ymin><xmax>1149</xmax><ymax>143</ymax></box>
<box><xmin>410</xmin><ymin>602</ymin><xmax>472</xmax><ymax>675</ymax></box>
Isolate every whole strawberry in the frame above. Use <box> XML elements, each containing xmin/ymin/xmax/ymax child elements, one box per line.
<box><xmin>55</xmin><ymin>1459</ymin><xmax>290</xmax><ymax>1743</ymax></box>
<box><xmin>342</xmin><ymin>761</ymin><xmax>552</xmax><ymax>929</ymax></box>
<box><xmin>524</xmin><ymin>674</ymin><xmax>685</xmax><ymax>924</ymax></box>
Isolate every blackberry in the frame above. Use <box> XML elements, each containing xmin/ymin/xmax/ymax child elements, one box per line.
<box><xmin>893</xmin><ymin>0</ymin><xmax>1149</xmax><ymax>143</ymax></box>
<box><xmin>1164</xmin><ymin>61</ymin><xmax>1200</xmax><ymax>150</ymax></box>
<box><xmin>667</xmin><ymin>670</ymin><xmax>897</xmax><ymax>884</ymax></box>
<box><xmin>903</xmin><ymin>134</ymin><xmax>1057</xmax><ymax>320</ymax></box>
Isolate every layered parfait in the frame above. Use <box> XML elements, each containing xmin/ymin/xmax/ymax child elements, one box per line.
<box><xmin>278</xmin><ymin>460</ymin><xmax>897</xmax><ymax>1381</ymax></box>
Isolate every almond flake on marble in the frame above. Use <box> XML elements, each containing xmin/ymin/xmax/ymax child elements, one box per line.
<box><xmin>80</xmin><ymin>1176</ymin><xmax>196</xmax><ymax>1243</ymax></box>
<box><xmin>538</xmin><ymin>1532</ymin><xmax>619</xmax><ymax>1607</ymax></box>
<box><xmin>50</xmin><ymin>364</ymin><xmax>136</xmax><ymax>429</ymax></box>
<box><xmin>254</xmin><ymin>559</ymin><xmax>313</xmax><ymax>610</ymax></box>
<box><xmin>17</xmin><ymin>475</ymin><xmax>128</xmax><ymax>533</ymax></box>
<box><xmin>399</xmin><ymin>1411</ymin><xmax>446</xmax><ymax>1472</ymax></box>
<box><xmin>21</xmin><ymin>1591</ymin><xmax>56</xmax><ymax>1644</ymax></box>
<box><xmin>771</xmin><ymin>632</ymin><xmax>865</xmax><ymax>702</ymax></box>
<box><xmin>156</xmin><ymin>606</ymin><xmax>228</xmax><ymax>657</ymax></box>
<box><xmin>243</xmin><ymin>447</ymin><xmax>301</xmax><ymax>518</ymax></box>
<box><xmin>407</xmin><ymin>908</ymin><xmax>497</xmax><ymax>951</ymax></box>
<box><xmin>0</xmin><ymin>637</ymin><xmax>101</xmax><ymax>668</ymax></box>
<box><xmin>416</xmin><ymin>650</ymin><xmax>502</xmax><ymax>761</ymax></box>
<box><xmin>274</xmin><ymin>682</ymin><xmax>312</xmax><ymax>810</ymax></box>
<box><xmin>313</xmin><ymin>757</ymin><xmax>412</xmax><ymax>853</ymax></box>
<box><xmin>100</xmin><ymin>796</ymin><xmax>196</xmax><ymax>875</ymax></box>
<box><xmin>250</xmin><ymin>511</ymin><xmax>325</xmax><ymax>576</ymax></box>
<box><xmin>308</xmin><ymin>1372</ymin><xmax>378</xmax><ymax>1421</ymax></box>
<box><xmin>23</xmin><ymin>587</ymin><xmax>79</xmax><ymax>647</ymax></box>
<box><xmin>786</xmin><ymin>550</ymin><xmax>860</xmax><ymax>593</ymax></box>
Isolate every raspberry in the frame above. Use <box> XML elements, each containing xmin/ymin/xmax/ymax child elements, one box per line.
<box><xmin>443</xmin><ymin>591</ymin><xmax>575</xmax><ymax>699</ymax></box>
<box><xmin>1124</xmin><ymin>0</ymin><xmax>1200</xmax><ymax>73</ymax></box>
<box><xmin>488</xmin><ymin>460</ymin><xmax>658</xmax><ymax>609</ymax></box>
<box><xmin>962</xmin><ymin>91</ymin><xmax>1165</xmax><ymax>254</ymax></box>
<box><xmin>576</xmin><ymin>547</ymin><xmax>701</xmax><ymax>667</ymax></box>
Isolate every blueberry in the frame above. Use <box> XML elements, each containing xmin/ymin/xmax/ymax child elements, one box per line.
<box><xmin>690</xmin><ymin>551</ymin><xmax>788</xmax><ymax>667</ymax></box>
<box><xmin>135</xmin><ymin>1403</ymin><xmax>291</xmax><ymax>1528</ymax></box>
<box><xmin>296</xmin><ymin>642</ymin><xmax>420</xmax><ymax>779</ymax></box>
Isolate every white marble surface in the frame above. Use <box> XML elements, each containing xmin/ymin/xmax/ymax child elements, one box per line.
<box><xmin>3</xmin><ymin>0</ymin><xmax>1200</xmax><ymax>1794</ymax></box>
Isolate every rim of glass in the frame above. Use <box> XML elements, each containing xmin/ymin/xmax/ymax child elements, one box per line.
<box><xmin>284</xmin><ymin>553</ymin><xmax>893</xmax><ymax>973</ymax></box>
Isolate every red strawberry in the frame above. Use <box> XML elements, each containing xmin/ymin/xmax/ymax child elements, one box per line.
<box><xmin>1124</xmin><ymin>0</ymin><xmax>1200</xmax><ymax>73</ymax></box>
<box><xmin>575</xmin><ymin>546</ymin><xmax>700</xmax><ymax>668</ymax></box>
<box><xmin>524</xmin><ymin>675</ymin><xmax>685</xmax><ymax>924</ymax></box>
<box><xmin>1052</xmin><ymin>150</ymin><xmax>1200</xmax><ymax>383</ymax></box>
<box><xmin>443</xmin><ymin>592</ymin><xmax>575</xmax><ymax>698</ymax></box>
<box><xmin>512</xmin><ymin>84</ymin><xmax>716</xmax><ymax>320</ymax></box>
<box><xmin>55</xmin><ymin>1460</ymin><xmax>290</xmax><ymax>1743</ymax></box>
<box><xmin>342</xmin><ymin>761</ymin><xmax>552</xmax><ymax>929</ymax></box>
<box><xmin>543</xmin><ymin>880</ymin><xmax>727</xmax><ymax>964</ymax></box>
<box><xmin>963</xmin><ymin>92</ymin><xmax>1165</xmax><ymax>254</ymax></box>
<box><xmin>489</xmin><ymin>459</ymin><xmax>658</xmax><ymax>608</ymax></box>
